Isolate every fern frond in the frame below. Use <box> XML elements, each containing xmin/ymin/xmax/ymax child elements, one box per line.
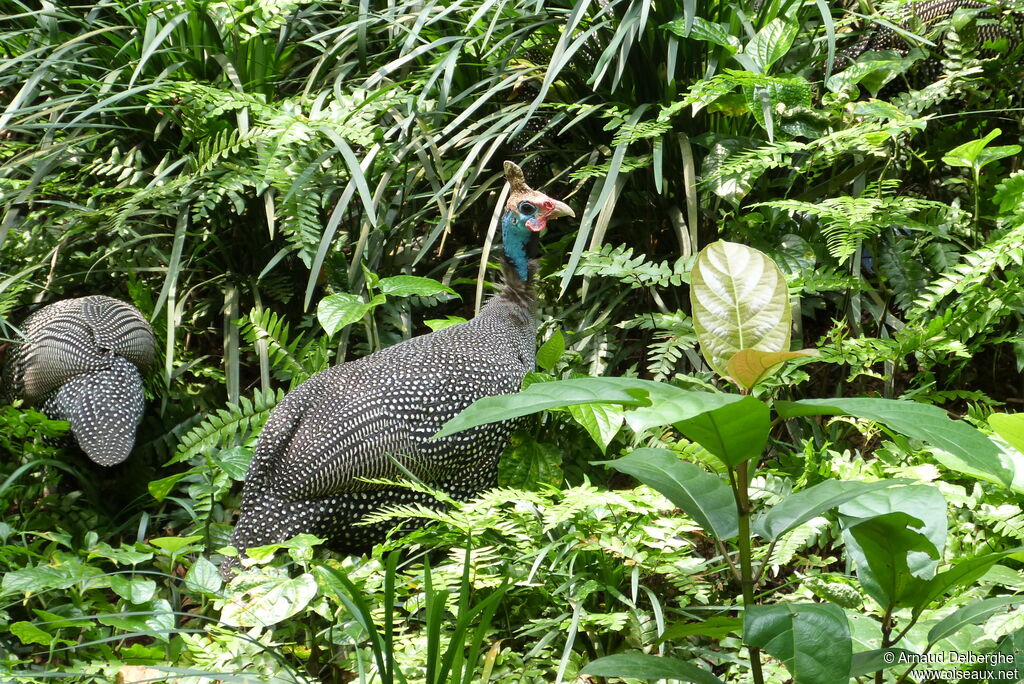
<box><xmin>570</xmin><ymin>244</ymin><xmax>688</xmax><ymax>289</ymax></box>
<box><xmin>757</xmin><ymin>188</ymin><xmax>950</xmax><ymax>264</ymax></box>
<box><xmin>240</xmin><ymin>307</ymin><xmax>329</xmax><ymax>384</ymax></box>
<box><xmin>173</xmin><ymin>387</ymin><xmax>284</xmax><ymax>464</ymax></box>
<box><xmin>913</xmin><ymin>223</ymin><xmax>1024</xmax><ymax>314</ymax></box>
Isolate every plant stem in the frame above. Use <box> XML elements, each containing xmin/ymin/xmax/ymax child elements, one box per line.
<box><xmin>973</xmin><ymin>168</ymin><xmax>981</xmax><ymax>243</ymax></box>
<box><xmin>734</xmin><ymin>461</ymin><xmax>764</xmax><ymax>684</ymax></box>
<box><xmin>876</xmin><ymin>607</ymin><xmax>894</xmax><ymax>684</ymax></box>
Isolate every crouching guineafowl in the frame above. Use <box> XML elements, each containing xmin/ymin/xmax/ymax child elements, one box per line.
<box><xmin>1</xmin><ymin>296</ymin><xmax>155</xmax><ymax>465</ymax></box>
<box><xmin>224</xmin><ymin>162</ymin><xmax>574</xmax><ymax>575</ymax></box>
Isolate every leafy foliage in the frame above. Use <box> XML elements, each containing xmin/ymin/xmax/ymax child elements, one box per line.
<box><xmin>3</xmin><ymin>0</ymin><xmax>1024</xmax><ymax>681</ymax></box>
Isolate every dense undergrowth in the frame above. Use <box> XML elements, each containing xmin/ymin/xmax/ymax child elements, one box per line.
<box><xmin>2</xmin><ymin>0</ymin><xmax>1024</xmax><ymax>681</ymax></box>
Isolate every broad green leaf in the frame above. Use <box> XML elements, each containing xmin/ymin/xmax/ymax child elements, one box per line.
<box><xmin>752</xmin><ymin>479</ymin><xmax>910</xmax><ymax>541</ymax></box>
<box><xmin>30</xmin><ymin>609</ymin><xmax>81</xmax><ymax>630</ymax></box>
<box><xmin>849</xmin><ymin>649</ymin><xmax>914</xmax><ymax>677</ymax></box>
<box><xmin>148</xmin><ymin>470</ymin><xmax>191</xmax><ymax>502</ymax></box>
<box><xmin>672</xmin><ymin>395</ymin><xmax>770</xmax><ymax>467</ymax></box>
<box><xmin>825</xmin><ymin>52</ymin><xmax>919</xmax><ymax>95</ymax></box>
<box><xmin>841</xmin><ymin>485</ymin><xmax>947</xmax><ymax>576</ymax></box>
<box><xmin>213</xmin><ymin>446</ymin><xmax>252</xmax><ymax>481</ymax></box>
<box><xmin>317</xmin><ymin>293</ymin><xmax>378</xmax><ymax>336</ymax></box>
<box><xmin>989</xmin><ymin>413</ymin><xmax>1024</xmax><ymax>454</ymax></box>
<box><xmin>912</xmin><ymin>550</ymin><xmax>1024</xmax><ymax>621</ymax></box>
<box><xmin>436</xmin><ymin>377</ymin><xmax>657</xmax><ymax>438</ymax></box>
<box><xmin>499</xmin><ymin>432</ymin><xmax>563</xmax><ymax>488</ymax></box>
<box><xmin>928</xmin><ymin>596</ymin><xmax>1024</xmax><ymax>646</ymax></box>
<box><xmin>239</xmin><ymin>533</ymin><xmax>326</xmax><ymax>565</ymax></box>
<box><xmin>726</xmin><ymin>348</ymin><xmax>818</xmax><ymax>390</ymax></box>
<box><xmin>98</xmin><ymin>598</ymin><xmax>175</xmax><ymax>641</ymax></box>
<box><xmin>943</xmin><ymin>128</ymin><xmax>1003</xmax><ymax>170</ymax></box>
<box><xmin>536</xmin><ymin>329</ymin><xmax>565</xmax><ymax>371</ymax></box>
<box><xmin>109</xmin><ymin>576</ymin><xmax>157</xmax><ymax>604</ymax></box>
<box><xmin>2</xmin><ymin>561</ymin><xmax>104</xmax><ymax>597</ymax></box>
<box><xmin>423</xmin><ymin>316</ymin><xmax>466</xmax><ymax>331</ymax></box>
<box><xmin>742</xmin><ymin>75</ymin><xmax>811</xmax><ymax>136</ymax></box>
<box><xmin>149</xmin><ymin>535</ymin><xmax>204</xmax><ymax>555</ymax></box>
<box><xmin>567</xmin><ymin>402</ymin><xmax>624</xmax><ymax>453</ymax></box>
<box><xmin>744</xmin><ymin>603</ymin><xmax>851</xmax><ymax>684</ymax></box>
<box><xmin>580</xmin><ymin>653</ymin><xmax>724</xmax><ymax>683</ymax></box>
<box><xmin>601</xmin><ymin>448</ymin><xmax>738</xmax><ymax>540</ymax></box>
<box><xmin>86</xmin><ymin>542</ymin><xmax>153</xmax><ymax>566</ymax></box>
<box><xmin>220</xmin><ymin>571</ymin><xmax>318</xmax><ymax>628</ymax></box>
<box><xmin>10</xmin><ymin>621</ymin><xmax>52</xmax><ymax>646</ymax></box>
<box><xmin>661</xmin><ymin>616</ymin><xmax>742</xmax><ymax>641</ymax></box>
<box><xmin>745</xmin><ymin>19</ymin><xmax>798</xmax><ymax>72</ymax></box>
<box><xmin>185</xmin><ymin>556</ymin><xmax>223</xmax><ymax>596</ymax></box>
<box><xmin>624</xmin><ymin>385</ymin><xmax>746</xmax><ymax>435</ymax></box>
<box><xmin>690</xmin><ymin>241</ymin><xmax>791</xmax><ymax>379</ymax></box>
<box><xmin>377</xmin><ymin>275</ymin><xmax>455</xmax><ymax>297</ymax></box>
<box><xmin>977</xmin><ymin>144</ymin><xmax>1022</xmax><ymax>169</ymax></box>
<box><xmin>844</xmin><ymin>512</ymin><xmax>938</xmax><ymax>608</ymax></box>
<box><xmin>988</xmin><ymin>628</ymin><xmax>1024</xmax><ymax>679</ymax></box>
<box><xmin>776</xmin><ymin>397</ymin><xmax>1014</xmax><ymax>487</ymax></box>
<box><xmin>664</xmin><ymin>16</ymin><xmax>740</xmax><ymax>52</ymax></box>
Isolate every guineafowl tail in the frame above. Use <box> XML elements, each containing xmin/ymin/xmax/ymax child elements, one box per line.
<box><xmin>42</xmin><ymin>356</ymin><xmax>146</xmax><ymax>466</ymax></box>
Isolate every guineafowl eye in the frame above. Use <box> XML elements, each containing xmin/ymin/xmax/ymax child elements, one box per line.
<box><xmin>519</xmin><ymin>201</ymin><xmax>536</xmax><ymax>215</ymax></box>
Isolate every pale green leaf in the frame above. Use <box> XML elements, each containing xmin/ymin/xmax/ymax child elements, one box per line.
<box><xmin>10</xmin><ymin>621</ymin><xmax>52</xmax><ymax>646</ymax></box>
<box><xmin>690</xmin><ymin>241</ymin><xmax>791</xmax><ymax>379</ymax></box>
<box><xmin>377</xmin><ymin>275</ymin><xmax>455</xmax><ymax>297</ymax></box>
<box><xmin>777</xmin><ymin>397</ymin><xmax>1014</xmax><ymax>487</ymax></box>
<box><xmin>536</xmin><ymin>329</ymin><xmax>565</xmax><ymax>371</ymax></box>
<box><xmin>581</xmin><ymin>653</ymin><xmax>724</xmax><ymax>682</ymax></box>
<box><xmin>220</xmin><ymin>571</ymin><xmax>318</xmax><ymax>628</ymax></box>
<box><xmin>317</xmin><ymin>293</ymin><xmax>372</xmax><ymax>336</ymax></box>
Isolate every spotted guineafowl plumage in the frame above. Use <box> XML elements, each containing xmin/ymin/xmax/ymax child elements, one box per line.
<box><xmin>0</xmin><ymin>296</ymin><xmax>155</xmax><ymax>466</ymax></box>
<box><xmin>225</xmin><ymin>162</ymin><xmax>574</xmax><ymax>575</ymax></box>
<box><xmin>837</xmin><ymin>0</ymin><xmax>1023</xmax><ymax>83</ymax></box>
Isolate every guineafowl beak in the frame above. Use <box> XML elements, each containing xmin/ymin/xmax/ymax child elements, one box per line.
<box><xmin>548</xmin><ymin>200</ymin><xmax>575</xmax><ymax>220</ymax></box>
<box><xmin>525</xmin><ymin>198</ymin><xmax>575</xmax><ymax>232</ymax></box>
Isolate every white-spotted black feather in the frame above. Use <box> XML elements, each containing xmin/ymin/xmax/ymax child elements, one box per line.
<box><xmin>1</xmin><ymin>296</ymin><xmax>155</xmax><ymax>466</ymax></box>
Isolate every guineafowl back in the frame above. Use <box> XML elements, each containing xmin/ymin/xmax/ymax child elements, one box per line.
<box><xmin>1</xmin><ymin>295</ymin><xmax>155</xmax><ymax>465</ymax></box>
<box><xmin>229</xmin><ymin>281</ymin><xmax>536</xmax><ymax>557</ymax></box>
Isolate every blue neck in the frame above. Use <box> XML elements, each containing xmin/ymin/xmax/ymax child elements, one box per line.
<box><xmin>501</xmin><ymin>211</ymin><xmax>531</xmax><ymax>281</ymax></box>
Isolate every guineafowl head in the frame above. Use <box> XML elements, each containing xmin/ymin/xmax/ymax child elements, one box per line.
<box><xmin>501</xmin><ymin>161</ymin><xmax>574</xmax><ymax>281</ymax></box>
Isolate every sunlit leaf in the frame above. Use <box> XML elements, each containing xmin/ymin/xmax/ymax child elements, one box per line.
<box><xmin>377</xmin><ymin>275</ymin><xmax>455</xmax><ymax>297</ymax></box>
<box><xmin>220</xmin><ymin>570</ymin><xmax>318</xmax><ymax>628</ymax></box>
<box><xmin>690</xmin><ymin>241</ymin><xmax>791</xmax><ymax>380</ymax></box>
<box><xmin>581</xmin><ymin>653</ymin><xmax>724</xmax><ymax>683</ymax></box>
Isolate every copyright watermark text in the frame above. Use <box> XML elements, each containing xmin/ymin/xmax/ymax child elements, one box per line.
<box><xmin>882</xmin><ymin>649</ymin><xmax>1017</xmax><ymax>680</ymax></box>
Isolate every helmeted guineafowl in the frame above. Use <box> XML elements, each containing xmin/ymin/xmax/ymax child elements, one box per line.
<box><xmin>0</xmin><ymin>296</ymin><xmax>155</xmax><ymax>466</ymax></box>
<box><xmin>225</xmin><ymin>161</ymin><xmax>574</xmax><ymax>574</ymax></box>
